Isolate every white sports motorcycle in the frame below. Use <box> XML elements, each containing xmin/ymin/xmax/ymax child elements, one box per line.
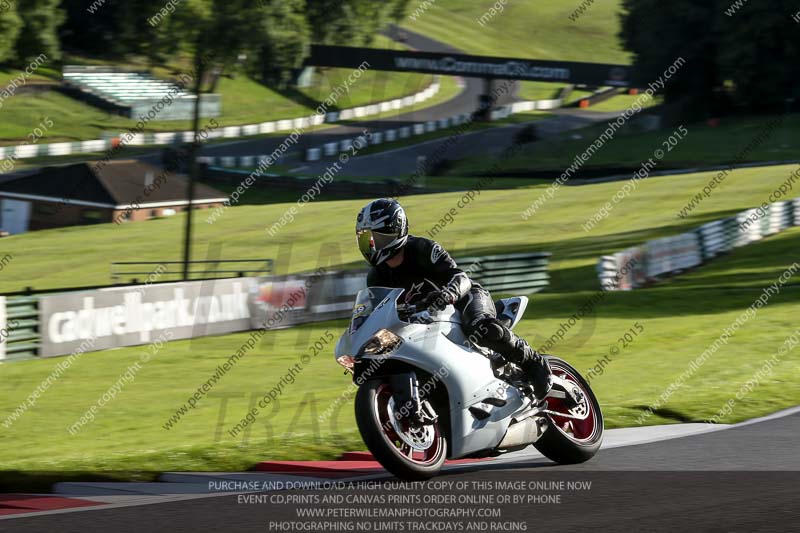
<box><xmin>334</xmin><ymin>287</ymin><xmax>603</xmax><ymax>480</ymax></box>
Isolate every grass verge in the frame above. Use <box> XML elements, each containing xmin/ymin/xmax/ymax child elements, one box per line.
<box><xmin>446</xmin><ymin>113</ymin><xmax>800</xmax><ymax>176</ymax></box>
<box><xmin>1</xmin><ymin>162</ymin><xmax>798</xmax><ymax>293</ymax></box>
<box><xmin>0</xmin><ymin>161</ymin><xmax>798</xmax><ymax>485</ymax></box>
<box><xmin>1</xmin><ymin>234</ymin><xmax>797</xmax><ymax>485</ymax></box>
<box><xmin>401</xmin><ymin>0</ymin><xmax>629</xmax><ymax>63</ymax></box>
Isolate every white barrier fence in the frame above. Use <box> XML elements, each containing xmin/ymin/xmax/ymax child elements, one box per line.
<box><xmin>598</xmin><ymin>198</ymin><xmax>799</xmax><ymax>290</ymax></box>
<box><xmin>303</xmin><ymin>94</ymin><xmax>567</xmax><ymax>162</ymax></box>
<box><xmin>0</xmin><ymin>80</ymin><xmax>442</xmax><ymax>162</ymax></box>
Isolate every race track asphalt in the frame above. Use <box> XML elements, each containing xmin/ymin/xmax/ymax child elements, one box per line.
<box><xmin>4</xmin><ymin>409</ymin><xmax>798</xmax><ymax>532</ymax></box>
<box><xmin>290</xmin><ymin>108</ymin><xmax>622</xmax><ymax>179</ymax></box>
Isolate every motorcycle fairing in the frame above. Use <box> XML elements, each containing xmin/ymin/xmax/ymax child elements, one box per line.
<box><xmin>337</xmin><ymin>288</ymin><xmax>531</xmax><ymax>458</ymax></box>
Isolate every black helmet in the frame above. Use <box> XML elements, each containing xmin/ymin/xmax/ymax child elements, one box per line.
<box><xmin>356</xmin><ymin>198</ymin><xmax>408</xmax><ymax>266</ymax></box>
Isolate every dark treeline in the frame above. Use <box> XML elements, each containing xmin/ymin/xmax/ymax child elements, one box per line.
<box><xmin>0</xmin><ymin>0</ymin><xmax>411</xmax><ymax>87</ymax></box>
<box><xmin>2</xmin><ymin>0</ymin><xmax>797</xmax><ymax>115</ymax></box>
<box><xmin>621</xmin><ymin>0</ymin><xmax>800</xmax><ymax>116</ymax></box>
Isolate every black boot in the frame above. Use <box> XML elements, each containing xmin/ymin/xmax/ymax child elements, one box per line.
<box><xmin>472</xmin><ymin>319</ymin><xmax>552</xmax><ymax>400</ymax></box>
<box><xmin>515</xmin><ymin>340</ymin><xmax>552</xmax><ymax>401</ymax></box>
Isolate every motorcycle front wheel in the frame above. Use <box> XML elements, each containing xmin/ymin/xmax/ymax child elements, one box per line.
<box><xmin>355</xmin><ymin>379</ymin><xmax>447</xmax><ymax>480</ymax></box>
<box><xmin>533</xmin><ymin>356</ymin><xmax>604</xmax><ymax>464</ymax></box>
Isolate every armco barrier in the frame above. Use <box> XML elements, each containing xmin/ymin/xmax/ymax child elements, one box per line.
<box><xmin>323</xmin><ymin>142</ymin><xmax>338</xmax><ymax>156</ymax></box>
<box><xmin>306</xmin><ymin>148</ymin><xmax>321</xmax><ymax>161</ymax></box>
<box><xmin>0</xmin><ymin>296</ymin><xmax>4</xmax><ymax>361</ymax></box>
<box><xmin>735</xmin><ymin>209</ymin><xmax>762</xmax><ymax>247</ymax></box>
<box><xmin>304</xmin><ymin>94</ymin><xmax>569</xmax><ymax>161</ymax></box>
<box><xmin>458</xmin><ymin>252</ymin><xmax>551</xmax><ymax>294</ymax></box>
<box><xmin>768</xmin><ymin>201</ymin><xmax>793</xmax><ymax>235</ymax></box>
<box><xmin>698</xmin><ymin>218</ymin><xmax>735</xmax><ymax>260</ymax></box>
<box><xmin>599</xmin><ymin>197</ymin><xmax>800</xmax><ymax>290</ymax></box>
<box><xmin>795</xmin><ymin>197</ymin><xmax>800</xmax><ymax>223</ymax></box>
<box><xmin>1</xmin><ymin>296</ymin><xmax>40</xmax><ymax>361</ymax></box>
<box><xmin>597</xmin><ymin>256</ymin><xmax>620</xmax><ymax>291</ymax></box>
<box><xmin>478</xmin><ymin>253</ymin><xmax>551</xmax><ymax>294</ymax></box>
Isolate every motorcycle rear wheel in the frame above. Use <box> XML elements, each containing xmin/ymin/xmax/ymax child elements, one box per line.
<box><xmin>533</xmin><ymin>356</ymin><xmax>604</xmax><ymax>464</ymax></box>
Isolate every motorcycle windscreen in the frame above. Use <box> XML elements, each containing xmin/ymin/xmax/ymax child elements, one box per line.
<box><xmin>350</xmin><ymin>287</ymin><xmax>395</xmax><ymax>334</ymax></box>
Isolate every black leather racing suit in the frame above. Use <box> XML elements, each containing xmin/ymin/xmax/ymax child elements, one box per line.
<box><xmin>366</xmin><ymin>236</ymin><xmax>541</xmax><ymax>372</ymax></box>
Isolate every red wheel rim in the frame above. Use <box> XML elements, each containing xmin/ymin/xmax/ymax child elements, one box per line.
<box><xmin>374</xmin><ymin>383</ymin><xmax>443</xmax><ymax>465</ymax></box>
<box><xmin>544</xmin><ymin>362</ymin><xmax>599</xmax><ymax>443</ymax></box>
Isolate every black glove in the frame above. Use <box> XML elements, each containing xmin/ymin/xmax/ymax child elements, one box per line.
<box><xmin>420</xmin><ymin>289</ymin><xmax>457</xmax><ymax>312</ymax></box>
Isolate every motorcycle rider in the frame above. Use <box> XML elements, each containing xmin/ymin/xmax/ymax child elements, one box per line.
<box><xmin>355</xmin><ymin>198</ymin><xmax>552</xmax><ymax>400</ymax></box>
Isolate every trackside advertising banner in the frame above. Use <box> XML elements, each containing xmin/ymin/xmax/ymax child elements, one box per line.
<box><xmin>248</xmin><ymin>271</ymin><xmax>367</xmax><ymax>329</ymax></box>
<box><xmin>39</xmin><ymin>278</ymin><xmax>256</xmax><ymax>357</ymax></box>
<box><xmin>307</xmin><ymin>45</ymin><xmax>634</xmax><ymax>86</ymax></box>
<box><xmin>645</xmin><ymin>232</ymin><xmax>702</xmax><ymax>278</ymax></box>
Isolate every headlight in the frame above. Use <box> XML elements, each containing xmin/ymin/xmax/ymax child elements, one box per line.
<box><xmin>360</xmin><ymin>329</ymin><xmax>403</xmax><ymax>356</ymax></box>
<box><xmin>336</xmin><ymin>355</ymin><xmax>355</xmax><ymax>373</ymax></box>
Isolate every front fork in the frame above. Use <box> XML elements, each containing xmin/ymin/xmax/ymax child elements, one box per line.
<box><xmin>389</xmin><ymin>372</ymin><xmax>437</xmax><ymax>426</ymax></box>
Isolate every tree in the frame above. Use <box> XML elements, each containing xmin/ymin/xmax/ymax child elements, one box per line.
<box><xmin>716</xmin><ymin>0</ymin><xmax>800</xmax><ymax>111</ymax></box>
<box><xmin>60</xmin><ymin>0</ymin><xmax>125</xmax><ymax>56</ymax></box>
<box><xmin>0</xmin><ymin>2</ymin><xmax>22</xmax><ymax>64</ymax></box>
<box><xmin>620</xmin><ymin>0</ymin><xmax>722</xmax><ymax>119</ymax></box>
<box><xmin>255</xmin><ymin>0</ymin><xmax>310</xmax><ymax>87</ymax></box>
<box><xmin>60</xmin><ymin>0</ymin><xmax>186</xmax><ymax>65</ymax></box>
<box><xmin>305</xmin><ymin>0</ymin><xmax>350</xmax><ymax>45</ymax></box>
<box><xmin>620</xmin><ymin>0</ymin><xmax>800</xmax><ymax>117</ymax></box>
<box><xmin>168</xmin><ymin>0</ymin><xmax>273</xmax><ymax>278</ymax></box>
<box><xmin>305</xmin><ymin>0</ymin><xmax>409</xmax><ymax>46</ymax></box>
<box><xmin>15</xmin><ymin>0</ymin><xmax>65</xmax><ymax>62</ymax></box>
<box><xmin>388</xmin><ymin>0</ymin><xmax>413</xmax><ymax>24</ymax></box>
<box><xmin>115</xmin><ymin>0</ymin><xmax>182</xmax><ymax>66</ymax></box>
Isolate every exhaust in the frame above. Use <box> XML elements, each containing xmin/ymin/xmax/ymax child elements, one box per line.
<box><xmin>497</xmin><ymin>416</ymin><xmax>547</xmax><ymax>449</ymax></box>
